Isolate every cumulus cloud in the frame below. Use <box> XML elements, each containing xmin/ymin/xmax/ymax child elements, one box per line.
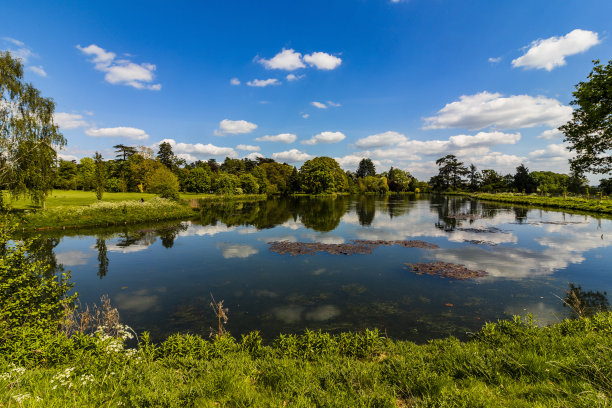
<box><xmin>286</xmin><ymin>73</ymin><xmax>305</xmax><ymax>81</ymax></box>
<box><xmin>257</xmin><ymin>48</ymin><xmax>305</xmax><ymax>70</ymax></box>
<box><xmin>54</xmin><ymin>112</ymin><xmax>90</xmax><ymax>130</ymax></box>
<box><xmin>355</xmin><ymin>131</ymin><xmax>408</xmax><ymax>148</ymax></box>
<box><xmin>333</xmin><ymin>154</ymin><xmax>382</xmax><ymax>170</ymax></box>
<box><xmin>257</xmin><ymin>48</ymin><xmax>341</xmax><ymax>71</ymax></box>
<box><xmin>272</xmin><ymin>149</ymin><xmax>313</xmax><ymax>163</ymax></box>
<box><xmin>449</xmin><ymin>131</ymin><xmax>521</xmax><ymax>147</ymax></box>
<box><xmin>236</xmin><ymin>144</ymin><xmax>261</xmax><ymax>151</ymax></box>
<box><xmin>230</xmin><ymin>77</ymin><xmax>240</xmax><ymax>85</ymax></box>
<box><xmin>311</xmin><ymin>101</ymin><xmax>327</xmax><ymax>109</ymax></box>
<box><xmin>216</xmin><ymin>243</ymin><xmax>259</xmax><ymax>259</ymax></box>
<box><xmin>303</xmin><ymin>52</ymin><xmax>342</xmax><ymax>70</ymax></box>
<box><xmin>155</xmin><ymin>138</ymin><xmax>237</xmax><ymax>159</ymax></box>
<box><xmin>214</xmin><ymin>119</ymin><xmax>257</xmax><ymax>136</ymax></box>
<box><xmin>76</xmin><ymin>44</ymin><xmax>161</xmax><ymax>90</ymax></box>
<box><xmin>245</xmin><ymin>152</ymin><xmax>264</xmax><ymax>160</ymax></box>
<box><xmin>255</xmin><ymin>133</ymin><xmax>297</xmax><ymax>143</ymax></box>
<box><xmin>302</xmin><ymin>131</ymin><xmax>346</xmax><ymax>145</ymax></box>
<box><xmin>488</xmin><ymin>57</ymin><xmax>502</xmax><ymax>63</ymax></box>
<box><xmin>423</xmin><ymin>91</ymin><xmax>572</xmax><ymax>130</ymax></box>
<box><xmin>512</xmin><ymin>29</ymin><xmax>600</xmax><ymax>71</ymax></box>
<box><xmin>247</xmin><ymin>78</ymin><xmax>281</xmax><ymax>87</ymax></box>
<box><xmin>86</xmin><ymin>127</ymin><xmax>149</xmax><ymax>140</ymax></box>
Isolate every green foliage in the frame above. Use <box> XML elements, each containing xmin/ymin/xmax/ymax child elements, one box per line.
<box><xmin>148</xmin><ymin>167</ymin><xmax>180</xmax><ymax>200</ymax></box>
<box><xmin>239</xmin><ymin>173</ymin><xmax>259</xmax><ymax>194</ymax></box>
<box><xmin>0</xmin><ymin>51</ymin><xmax>66</xmax><ymax>207</ymax></box>
<box><xmin>471</xmin><ymin>192</ymin><xmax>612</xmax><ymax>214</ymax></box>
<box><xmin>299</xmin><ymin>157</ymin><xmax>348</xmax><ymax>194</ymax></box>
<box><xmin>157</xmin><ymin>141</ymin><xmax>176</xmax><ymax>170</ymax></box>
<box><xmin>259</xmin><ymin>162</ymin><xmax>293</xmax><ymax>194</ymax></box>
<box><xmin>561</xmin><ymin>59</ymin><xmax>612</xmax><ymax>175</ymax></box>
<box><xmin>184</xmin><ymin>166</ymin><xmax>213</xmax><ymax>193</ymax></box>
<box><xmin>432</xmin><ymin>155</ymin><xmax>468</xmax><ymax>191</ymax></box>
<box><xmin>387</xmin><ymin>167</ymin><xmax>412</xmax><ymax>192</ymax></box>
<box><xmin>0</xmin><ymin>222</ymin><xmax>76</xmax><ymax>334</ymax></box>
<box><xmin>213</xmin><ymin>172</ymin><xmax>240</xmax><ymax>195</ymax></box>
<box><xmin>93</xmin><ymin>152</ymin><xmax>105</xmax><ymax>200</ymax></box>
<box><xmin>356</xmin><ymin>158</ymin><xmax>376</xmax><ymax>178</ymax></box>
<box><xmin>513</xmin><ymin>164</ymin><xmax>537</xmax><ymax>193</ymax></box>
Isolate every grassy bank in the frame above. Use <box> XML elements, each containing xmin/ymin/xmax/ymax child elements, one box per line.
<box><xmin>470</xmin><ymin>193</ymin><xmax>612</xmax><ymax>214</ymax></box>
<box><xmin>4</xmin><ymin>190</ymin><xmax>270</xmax><ymax>231</ymax></box>
<box><xmin>12</xmin><ymin>197</ymin><xmax>196</xmax><ymax>230</ymax></box>
<box><xmin>1</xmin><ymin>313</ymin><xmax>611</xmax><ymax>407</ymax></box>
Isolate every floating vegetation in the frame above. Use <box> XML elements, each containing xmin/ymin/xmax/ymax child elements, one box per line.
<box><xmin>511</xmin><ymin>221</ymin><xmax>587</xmax><ymax>226</ymax></box>
<box><xmin>456</xmin><ymin>226</ymin><xmax>506</xmax><ymax>233</ymax></box>
<box><xmin>405</xmin><ymin>262</ymin><xmax>488</xmax><ymax>280</ymax></box>
<box><xmin>463</xmin><ymin>239</ymin><xmax>498</xmax><ymax>246</ymax></box>
<box><xmin>446</xmin><ymin>214</ymin><xmax>482</xmax><ymax>220</ymax></box>
<box><xmin>269</xmin><ymin>239</ymin><xmax>439</xmax><ymax>256</ymax></box>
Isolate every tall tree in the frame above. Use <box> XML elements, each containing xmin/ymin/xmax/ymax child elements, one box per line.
<box><xmin>513</xmin><ymin>164</ymin><xmax>537</xmax><ymax>193</ymax></box>
<box><xmin>435</xmin><ymin>155</ymin><xmax>468</xmax><ymax>190</ymax></box>
<box><xmin>0</xmin><ymin>51</ymin><xmax>66</xmax><ymax>207</ymax></box>
<box><xmin>93</xmin><ymin>152</ymin><xmax>106</xmax><ymax>200</ymax></box>
<box><xmin>156</xmin><ymin>141</ymin><xmax>176</xmax><ymax>170</ymax></box>
<box><xmin>356</xmin><ymin>158</ymin><xmax>376</xmax><ymax>178</ymax></box>
<box><xmin>113</xmin><ymin>144</ymin><xmax>137</xmax><ymax>161</ymax></box>
<box><xmin>561</xmin><ymin>59</ymin><xmax>612</xmax><ymax>175</ymax></box>
<box><xmin>468</xmin><ymin>164</ymin><xmax>481</xmax><ymax>191</ymax></box>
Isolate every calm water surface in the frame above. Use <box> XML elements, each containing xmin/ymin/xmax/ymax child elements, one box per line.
<box><xmin>38</xmin><ymin>195</ymin><xmax>612</xmax><ymax>342</ymax></box>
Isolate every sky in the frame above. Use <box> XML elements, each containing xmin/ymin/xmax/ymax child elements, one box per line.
<box><xmin>2</xmin><ymin>0</ymin><xmax>612</xmax><ymax>181</ymax></box>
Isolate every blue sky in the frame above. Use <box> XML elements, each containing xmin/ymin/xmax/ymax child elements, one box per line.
<box><xmin>3</xmin><ymin>0</ymin><xmax>611</xmax><ymax>180</ymax></box>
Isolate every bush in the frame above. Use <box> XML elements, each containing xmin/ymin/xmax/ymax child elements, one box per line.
<box><xmin>148</xmin><ymin>167</ymin><xmax>180</xmax><ymax>200</ymax></box>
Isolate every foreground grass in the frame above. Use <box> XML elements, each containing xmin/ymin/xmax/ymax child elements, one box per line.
<box><xmin>5</xmin><ymin>190</ymin><xmax>159</xmax><ymax>210</ymax></box>
<box><xmin>1</xmin><ymin>313</ymin><xmax>611</xmax><ymax>407</ymax></box>
<box><xmin>469</xmin><ymin>192</ymin><xmax>612</xmax><ymax>215</ymax></box>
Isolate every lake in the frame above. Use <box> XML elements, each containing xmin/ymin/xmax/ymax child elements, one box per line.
<box><xmin>36</xmin><ymin>195</ymin><xmax>612</xmax><ymax>342</ymax></box>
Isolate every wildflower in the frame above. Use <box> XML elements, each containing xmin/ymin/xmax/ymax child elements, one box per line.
<box><xmin>79</xmin><ymin>374</ymin><xmax>95</xmax><ymax>386</ymax></box>
<box><xmin>12</xmin><ymin>393</ymin><xmax>31</xmax><ymax>403</ymax></box>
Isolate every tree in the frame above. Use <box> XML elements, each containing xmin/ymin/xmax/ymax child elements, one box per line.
<box><xmin>148</xmin><ymin>167</ymin><xmax>180</xmax><ymax>199</ymax></box>
<box><xmin>561</xmin><ymin>59</ymin><xmax>612</xmax><ymax>175</ymax></box>
<box><xmin>78</xmin><ymin>157</ymin><xmax>96</xmax><ymax>191</ymax></box>
<box><xmin>434</xmin><ymin>155</ymin><xmax>468</xmax><ymax>190</ymax></box>
<box><xmin>156</xmin><ymin>141</ymin><xmax>176</xmax><ymax>170</ymax></box>
<box><xmin>93</xmin><ymin>152</ymin><xmax>106</xmax><ymax>200</ymax></box>
<box><xmin>467</xmin><ymin>164</ymin><xmax>481</xmax><ymax>191</ymax></box>
<box><xmin>299</xmin><ymin>157</ymin><xmax>348</xmax><ymax>194</ymax></box>
<box><xmin>356</xmin><ymin>158</ymin><xmax>376</xmax><ymax>178</ymax></box>
<box><xmin>113</xmin><ymin>144</ymin><xmax>137</xmax><ymax>161</ymax></box>
<box><xmin>514</xmin><ymin>164</ymin><xmax>537</xmax><ymax>193</ymax></box>
<box><xmin>184</xmin><ymin>166</ymin><xmax>212</xmax><ymax>193</ymax></box>
<box><xmin>0</xmin><ymin>51</ymin><xmax>66</xmax><ymax>207</ymax></box>
<box><xmin>239</xmin><ymin>173</ymin><xmax>259</xmax><ymax>194</ymax></box>
<box><xmin>387</xmin><ymin>167</ymin><xmax>412</xmax><ymax>192</ymax></box>
<box><xmin>600</xmin><ymin>178</ymin><xmax>612</xmax><ymax>195</ymax></box>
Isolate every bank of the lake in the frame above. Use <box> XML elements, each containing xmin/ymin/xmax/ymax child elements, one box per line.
<box><xmin>445</xmin><ymin>192</ymin><xmax>612</xmax><ymax>215</ymax></box>
<box><xmin>2</xmin><ymin>313</ymin><xmax>611</xmax><ymax>407</ymax></box>
<box><xmin>4</xmin><ymin>190</ymin><xmax>268</xmax><ymax>231</ymax></box>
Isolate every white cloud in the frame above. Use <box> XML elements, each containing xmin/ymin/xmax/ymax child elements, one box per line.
<box><xmin>27</xmin><ymin>65</ymin><xmax>47</xmax><ymax>77</ymax></box>
<box><xmin>76</xmin><ymin>44</ymin><xmax>161</xmax><ymax>90</ymax></box>
<box><xmin>303</xmin><ymin>52</ymin><xmax>342</xmax><ymax>70</ymax></box>
<box><xmin>311</xmin><ymin>101</ymin><xmax>327</xmax><ymax>109</ymax></box>
<box><xmin>214</xmin><ymin>119</ymin><xmax>257</xmax><ymax>135</ymax></box>
<box><xmin>158</xmin><ymin>138</ymin><xmax>237</xmax><ymax>158</ymax></box>
<box><xmin>85</xmin><ymin>127</ymin><xmax>149</xmax><ymax>140</ymax></box>
<box><xmin>245</xmin><ymin>152</ymin><xmax>264</xmax><ymax>160</ymax></box>
<box><xmin>56</xmin><ymin>250</ymin><xmax>91</xmax><ymax>266</ymax></box>
<box><xmin>236</xmin><ymin>144</ymin><xmax>261</xmax><ymax>152</ymax></box>
<box><xmin>529</xmin><ymin>143</ymin><xmax>573</xmax><ymax>160</ymax></box>
<box><xmin>488</xmin><ymin>57</ymin><xmax>502</xmax><ymax>63</ymax></box>
<box><xmin>538</xmin><ymin>128</ymin><xmax>564</xmax><ymax>140</ymax></box>
<box><xmin>54</xmin><ymin>112</ymin><xmax>89</xmax><ymax>130</ymax></box>
<box><xmin>272</xmin><ymin>149</ymin><xmax>313</xmax><ymax>163</ymax></box>
<box><xmin>58</xmin><ymin>153</ymin><xmax>79</xmax><ymax>161</ymax></box>
<box><xmin>247</xmin><ymin>78</ymin><xmax>281</xmax><ymax>87</ymax></box>
<box><xmin>327</xmin><ymin>101</ymin><xmax>341</xmax><ymax>107</ymax></box>
<box><xmin>286</xmin><ymin>73</ymin><xmax>305</xmax><ymax>81</ymax></box>
<box><xmin>334</xmin><ymin>154</ymin><xmax>382</xmax><ymax>170</ymax></box>
<box><xmin>302</xmin><ymin>113</ymin><xmax>310</xmax><ymax>119</ymax></box>
<box><xmin>449</xmin><ymin>131</ymin><xmax>521</xmax><ymax>147</ymax></box>
<box><xmin>302</xmin><ymin>131</ymin><xmax>346</xmax><ymax>145</ymax></box>
<box><xmin>255</xmin><ymin>133</ymin><xmax>297</xmax><ymax>143</ymax></box>
<box><xmin>258</xmin><ymin>48</ymin><xmax>305</xmax><ymax>70</ymax></box>
<box><xmin>3</xmin><ymin>37</ymin><xmax>24</xmax><ymax>47</ymax></box>
<box><xmin>512</xmin><ymin>29</ymin><xmax>600</xmax><ymax>71</ymax></box>
<box><xmin>355</xmin><ymin>131</ymin><xmax>408</xmax><ymax>148</ymax></box>
<box><xmin>230</xmin><ymin>77</ymin><xmax>240</xmax><ymax>85</ymax></box>
<box><xmin>423</xmin><ymin>91</ymin><xmax>573</xmax><ymax>130</ymax></box>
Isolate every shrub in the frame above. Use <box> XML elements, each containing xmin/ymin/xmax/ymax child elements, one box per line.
<box><xmin>148</xmin><ymin>167</ymin><xmax>180</xmax><ymax>200</ymax></box>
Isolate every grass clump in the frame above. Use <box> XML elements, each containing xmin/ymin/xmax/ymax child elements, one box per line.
<box><xmin>1</xmin><ymin>312</ymin><xmax>611</xmax><ymax>407</ymax></box>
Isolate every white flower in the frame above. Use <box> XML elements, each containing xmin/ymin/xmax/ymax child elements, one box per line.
<box><xmin>12</xmin><ymin>393</ymin><xmax>31</xmax><ymax>403</ymax></box>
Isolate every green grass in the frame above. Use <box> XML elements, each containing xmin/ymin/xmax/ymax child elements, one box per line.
<box><xmin>5</xmin><ymin>190</ymin><xmax>159</xmax><ymax>210</ymax></box>
<box><xmin>471</xmin><ymin>192</ymin><xmax>612</xmax><ymax>214</ymax></box>
<box><xmin>1</xmin><ymin>313</ymin><xmax>611</xmax><ymax>407</ymax></box>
